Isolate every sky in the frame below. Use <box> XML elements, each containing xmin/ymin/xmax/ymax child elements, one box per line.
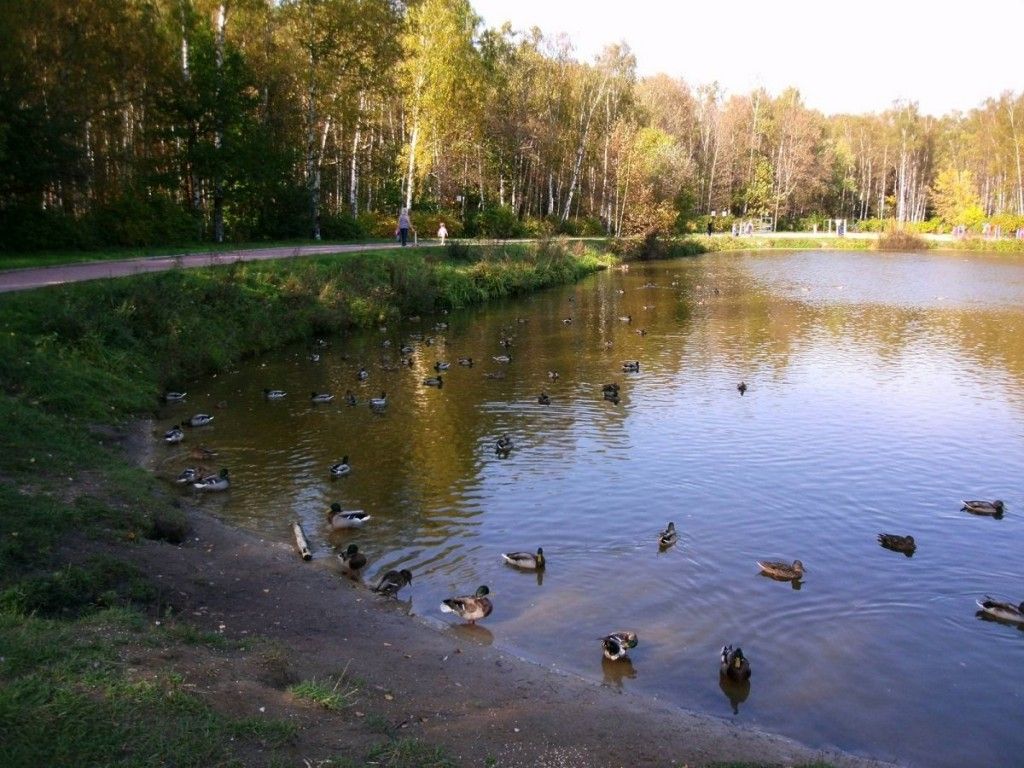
<box><xmin>471</xmin><ymin>0</ymin><xmax>1024</xmax><ymax>116</ymax></box>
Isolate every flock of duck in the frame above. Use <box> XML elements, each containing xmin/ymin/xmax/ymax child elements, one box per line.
<box><xmin>157</xmin><ymin>288</ymin><xmax>1022</xmax><ymax>695</ymax></box>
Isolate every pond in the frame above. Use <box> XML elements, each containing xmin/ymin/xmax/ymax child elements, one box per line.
<box><xmin>153</xmin><ymin>249</ymin><xmax>1024</xmax><ymax>767</ymax></box>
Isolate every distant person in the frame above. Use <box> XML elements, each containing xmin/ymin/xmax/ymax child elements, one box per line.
<box><xmin>706</xmin><ymin>219</ymin><xmax>713</xmax><ymax>237</ymax></box>
<box><xmin>397</xmin><ymin>208</ymin><xmax>411</xmax><ymax>247</ymax></box>
<box><xmin>438</xmin><ymin>222</ymin><xmax>448</xmax><ymax>245</ymax></box>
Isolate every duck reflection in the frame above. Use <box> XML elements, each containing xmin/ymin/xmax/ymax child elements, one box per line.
<box><xmin>451</xmin><ymin>622</ymin><xmax>494</xmax><ymax>646</ymax></box>
<box><xmin>719</xmin><ymin>675</ymin><xmax>751</xmax><ymax>714</ymax></box>
<box><xmin>601</xmin><ymin>656</ymin><xmax>637</xmax><ymax>689</ymax></box>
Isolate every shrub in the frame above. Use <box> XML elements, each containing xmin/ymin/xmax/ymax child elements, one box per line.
<box><xmin>876</xmin><ymin>225</ymin><xmax>928</xmax><ymax>251</ymax></box>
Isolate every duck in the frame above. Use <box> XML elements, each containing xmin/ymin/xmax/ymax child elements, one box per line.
<box><xmin>601</xmin><ymin>631</ymin><xmax>638</xmax><ymax>661</ymax></box>
<box><xmin>263</xmin><ymin>389</ymin><xmax>287</xmax><ymax>400</ymax></box>
<box><xmin>373</xmin><ymin>569</ymin><xmax>412</xmax><ymax>597</ymax></box>
<box><xmin>162</xmin><ymin>391</ymin><xmax>187</xmax><ymax>402</ymax></box>
<box><xmin>357</xmin><ymin>366</ymin><xmax>369</xmax><ymax>381</ymax></box>
<box><xmin>976</xmin><ymin>596</ymin><xmax>1024</xmax><ymax>623</ymax></box>
<box><xmin>193</xmin><ymin>468</ymin><xmax>230</xmax><ymax>492</ymax></box>
<box><xmin>330</xmin><ymin>456</ymin><xmax>351</xmax><ymax>477</ymax></box>
<box><xmin>537</xmin><ymin>391</ymin><xmax>551</xmax><ymax>405</ymax></box>
<box><xmin>189</xmin><ymin>445</ymin><xmax>218</xmax><ymax>460</ymax></box>
<box><xmin>502</xmin><ymin>548</ymin><xmax>545</xmax><ymax>570</ymax></box>
<box><xmin>720</xmin><ymin>645</ymin><xmax>751</xmax><ymax>681</ymax></box>
<box><xmin>492</xmin><ymin>354</ymin><xmax>512</xmax><ymax>364</ymax></box>
<box><xmin>434</xmin><ymin>321</ymin><xmax>449</xmax><ymax>330</ymax></box>
<box><xmin>399</xmin><ymin>344</ymin><xmax>414</xmax><ymax>355</ymax></box>
<box><xmin>326</xmin><ymin>503</ymin><xmax>371</xmax><ymax>529</ymax></box>
<box><xmin>622</xmin><ymin>361</ymin><xmax>640</xmax><ymax>373</ymax></box>
<box><xmin>877</xmin><ymin>533</ymin><xmax>916</xmax><ymax>555</ymax></box>
<box><xmin>961</xmin><ymin>499</ymin><xmax>1005</xmax><ymax>517</ymax></box>
<box><xmin>484</xmin><ymin>371</ymin><xmax>506</xmax><ymax>380</ymax></box>
<box><xmin>619</xmin><ymin>314</ymin><xmax>632</xmax><ymax>323</ymax></box>
<box><xmin>369</xmin><ymin>392</ymin><xmax>388</xmax><ymax>408</ymax></box>
<box><xmin>337</xmin><ymin>543</ymin><xmax>367</xmax><ymax>575</ymax></box>
<box><xmin>458</xmin><ymin>357</ymin><xmax>474</xmax><ymax>367</ymax></box>
<box><xmin>175</xmin><ymin>467</ymin><xmax>203</xmax><ymax>484</ymax></box>
<box><xmin>345</xmin><ymin>390</ymin><xmax>358</xmax><ymax>406</ymax></box>
<box><xmin>440</xmin><ymin>585</ymin><xmax>493</xmax><ymax>624</ymax></box>
<box><xmin>635</xmin><ymin>329</ymin><xmax>647</xmax><ymax>336</ymax></box>
<box><xmin>659</xmin><ymin>522</ymin><xmax>678</xmax><ymax>548</ymax></box>
<box><xmin>310</xmin><ymin>392</ymin><xmax>334</xmax><ymax>403</ymax></box>
<box><xmin>757</xmin><ymin>559</ymin><xmax>805</xmax><ymax>580</ymax></box>
<box><xmin>495</xmin><ymin>434</ymin><xmax>514</xmax><ymax>455</ymax></box>
<box><xmin>164</xmin><ymin>424</ymin><xmax>185</xmax><ymax>444</ymax></box>
<box><xmin>188</xmin><ymin>413</ymin><xmax>214</xmax><ymax>427</ymax></box>
<box><xmin>434</xmin><ymin>361</ymin><xmax>450</xmax><ymax>371</ymax></box>
<box><xmin>602</xmin><ymin>382</ymin><xmax>620</xmax><ymax>397</ymax></box>
<box><xmin>561</xmin><ymin>317</ymin><xmax>573</xmax><ymax>325</ymax></box>
<box><xmin>547</xmin><ymin>370</ymin><xmax>560</xmax><ymax>381</ymax></box>
<box><xmin>737</xmin><ymin>381</ymin><xmax>747</xmax><ymax>395</ymax></box>
<box><xmin>309</xmin><ymin>353</ymin><xmax>321</xmax><ymax>362</ymax></box>
<box><xmin>422</xmin><ymin>375</ymin><xmax>443</xmax><ymax>387</ymax></box>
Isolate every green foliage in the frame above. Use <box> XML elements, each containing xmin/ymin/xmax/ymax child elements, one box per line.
<box><xmin>289</xmin><ymin>674</ymin><xmax>359</xmax><ymax>711</ymax></box>
<box><xmin>365</xmin><ymin>738</ymin><xmax>458</xmax><ymax>768</ymax></box>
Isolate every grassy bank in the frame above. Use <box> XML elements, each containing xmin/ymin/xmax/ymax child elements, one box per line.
<box><xmin>0</xmin><ymin>239</ymin><xmax>612</xmax><ymax>767</ymax></box>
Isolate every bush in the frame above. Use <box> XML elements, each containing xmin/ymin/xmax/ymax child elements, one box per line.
<box><xmin>319</xmin><ymin>212</ymin><xmax>366</xmax><ymax>240</ymax></box>
<box><xmin>876</xmin><ymin>225</ymin><xmax>928</xmax><ymax>251</ymax></box>
<box><xmin>476</xmin><ymin>205</ymin><xmax>523</xmax><ymax>238</ymax></box>
<box><xmin>0</xmin><ymin>556</ymin><xmax>157</xmax><ymax>617</ymax></box>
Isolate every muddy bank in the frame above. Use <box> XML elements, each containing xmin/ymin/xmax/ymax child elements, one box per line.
<box><xmin>108</xmin><ymin>493</ymin><xmax>892</xmax><ymax>768</ymax></box>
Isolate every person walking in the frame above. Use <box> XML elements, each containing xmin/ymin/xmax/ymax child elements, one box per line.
<box><xmin>397</xmin><ymin>208</ymin><xmax>411</xmax><ymax>247</ymax></box>
<box><xmin>437</xmin><ymin>221</ymin><xmax>448</xmax><ymax>245</ymax></box>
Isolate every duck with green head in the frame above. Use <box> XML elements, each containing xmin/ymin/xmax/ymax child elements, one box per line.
<box><xmin>601</xmin><ymin>631</ymin><xmax>638</xmax><ymax>661</ymax></box>
<box><xmin>440</xmin><ymin>585</ymin><xmax>492</xmax><ymax>624</ymax></box>
<box><xmin>502</xmin><ymin>547</ymin><xmax>545</xmax><ymax>570</ymax></box>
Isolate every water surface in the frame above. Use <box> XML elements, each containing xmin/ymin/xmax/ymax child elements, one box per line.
<box><xmin>154</xmin><ymin>250</ymin><xmax>1024</xmax><ymax>767</ymax></box>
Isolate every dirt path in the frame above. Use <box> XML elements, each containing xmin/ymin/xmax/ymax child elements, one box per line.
<box><xmin>0</xmin><ymin>242</ymin><xmax>414</xmax><ymax>293</ymax></box>
<box><xmin>105</xmin><ymin>501</ymin><xmax>893</xmax><ymax>768</ymax></box>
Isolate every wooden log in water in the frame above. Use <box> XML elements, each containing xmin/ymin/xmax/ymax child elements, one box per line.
<box><xmin>292</xmin><ymin>521</ymin><xmax>312</xmax><ymax>561</ymax></box>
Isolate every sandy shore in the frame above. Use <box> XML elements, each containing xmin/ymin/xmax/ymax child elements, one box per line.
<box><xmin>103</xmin><ymin>496</ymin><xmax>895</xmax><ymax>768</ymax></box>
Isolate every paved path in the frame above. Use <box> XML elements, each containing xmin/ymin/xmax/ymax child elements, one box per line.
<box><xmin>0</xmin><ymin>242</ymin><xmax>417</xmax><ymax>294</ymax></box>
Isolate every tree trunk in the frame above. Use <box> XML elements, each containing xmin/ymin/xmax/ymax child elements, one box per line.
<box><xmin>212</xmin><ymin>3</ymin><xmax>228</xmax><ymax>244</ymax></box>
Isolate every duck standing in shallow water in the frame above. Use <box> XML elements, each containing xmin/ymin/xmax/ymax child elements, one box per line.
<box><xmin>330</xmin><ymin>456</ymin><xmax>351</xmax><ymax>477</ymax></box>
<box><xmin>440</xmin><ymin>585</ymin><xmax>493</xmax><ymax>624</ymax></box>
<box><xmin>976</xmin><ymin>596</ymin><xmax>1024</xmax><ymax>623</ymax></box>
<box><xmin>877</xmin><ymin>533</ymin><xmax>916</xmax><ymax>556</ymax></box>
<box><xmin>194</xmin><ymin>468</ymin><xmax>230</xmax><ymax>492</ymax></box>
<box><xmin>719</xmin><ymin>645</ymin><xmax>751</xmax><ymax>681</ymax></box>
<box><xmin>164</xmin><ymin>424</ymin><xmax>185</xmax><ymax>444</ymax></box>
<box><xmin>326</xmin><ymin>503</ymin><xmax>371</xmax><ymax>529</ymax></box>
<box><xmin>502</xmin><ymin>548</ymin><xmax>545</xmax><ymax>570</ymax></box>
<box><xmin>659</xmin><ymin>522</ymin><xmax>678</xmax><ymax>549</ymax></box>
<box><xmin>337</xmin><ymin>544</ymin><xmax>367</xmax><ymax>576</ymax></box>
<box><xmin>601</xmin><ymin>631</ymin><xmax>638</xmax><ymax>661</ymax></box>
<box><xmin>373</xmin><ymin>569</ymin><xmax>412</xmax><ymax>597</ymax></box>
<box><xmin>757</xmin><ymin>559</ymin><xmax>804</xmax><ymax>581</ymax></box>
<box><xmin>962</xmin><ymin>499</ymin><xmax>1005</xmax><ymax>518</ymax></box>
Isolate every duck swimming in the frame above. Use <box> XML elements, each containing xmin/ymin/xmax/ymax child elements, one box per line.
<box><xmin>502</xmin><ymin>548</ymin><xmax>545</xmax><ymax>570</ymax></box>
<box><xmin>877</xmin><ymin>533</ymin><xmax>916</xmax><ymax>555</ymax></box>
<box><xmin>310</xmin><ymin>392</ymin><xmax>334</xmax><ymax>403</ymax></box>
<box><xmin>193</xmin><ymin>468</ymin><xmax>230</xmax><ymax>492</ymax></box>
<box><xmin>756</xmin><ymin>559</ymin><xmax>804</xmax><ymax>580</ymax></box>
<box><xmin>369</xmin><ymin>392</ymin><xmax>387</xmax><ymax>408</ymax></box>
<box><xmin>495</xmin><ymin>434</ymin><xmax>513</xmax><ymax>455</ymax></box>
<box><xmin>422</xmin><ymin>375</ymin><xmax>443</xmax><ymax>387</ymax></box>
<box><xmin>164</xmin><ymin>425</ymin><xmax>185</xmax><ymax>444</ymax></box>
<box><xmin>622</xmin><ymin>361</ymin><xmax>640</xmax><ymax>373</ymax></box>
<box><xmin>188</xmin><ymin>414</ymin><xmax>214</xmax><ymax>427</ymax></box>
<box><xmin>263</xmin><ymin>389</ymin><xmax>287</xmax><ymax>400</ymax></box>
<box><xmin>373</xmin><ymin>569</ymin><xmax>412</xmax><ymax>597</ymax></box>
<box><xmin>440</xmin><ymin>585</ymin><xmax>493</xmax><ymax>624</ymax></box>
<box><xmin>330</xmin><ymin>456</ymin><xmax>351</xmax><ymax>477</ymax></box>
<box><xmin>976</xmin><ymin>596</ymin><xmax>1024</xmax><ymax>623</ymax></box>
<box><xmin>537</xmin><ymin>391</ymin><xmax>551</xmax><ymax>405</ymax></box>
<box><xmin>961</xmin><ymin>500</ymin><xmax>1005</xmax><ymax>517</ymax></box>
<box><xmin>162</xmin><ymin>391</ymin><xmax>187</xmax><ymax>402</ymax></box>
<box><xmin>737</xmin><ymin>381</ymin><xmax>747</xmax><ymax>395</ymax></box>
<box><xmin>601</xmin><ymin>631</ymin><xmax>638</xmax><ymax>661</ymax></box>
<box><xmin>719</xmin><ymin>645</ymin><xmax>751</xmax><ymax>681</ymax></box>
<box><xmin>659</xmin><ymin>522</ymin><xmax>678</xmax><ymax>548</ymax></box>
<box><xmin>326</xmin><ymin>503</ymin><xmax>371</xmax><ymax>528</ymax></box>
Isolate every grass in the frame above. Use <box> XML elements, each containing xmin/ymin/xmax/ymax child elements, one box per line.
<box><xmin>289</xmin><ymin>668</ymin><xmax>360</xmax><ymax>711</ymax></box>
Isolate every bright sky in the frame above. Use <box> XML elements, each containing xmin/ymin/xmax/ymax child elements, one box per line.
<box><xmin>472</xmin><ymin>0</ymin><xmax>1024</xmax><ymax>116</ymax></box>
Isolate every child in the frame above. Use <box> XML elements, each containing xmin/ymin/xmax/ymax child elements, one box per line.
<box><xmin>437</xmin><ymin>222</ymin><xmax>448</xmax><ymax>245</ymax></box>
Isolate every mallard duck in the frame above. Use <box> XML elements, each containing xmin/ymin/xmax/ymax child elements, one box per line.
<box><xmin>373</xmin><ymin>568</ymin><xmax>412</xmax><ymax>597</ymax></box>
<box><xmin>345</xmin><ymin>390</ymin><xmax>358</xmax><ymax>406</ymax></box>
<box><xmin>399</xmin><ymin>345</ymin><xmax>414</xmax><ymax>355</ymax></box>
<box><xmin>188</xmin><ymin>413</ymin><xmax>214</xmax><ymax>427</ymax></box>
<box><xmin>440</xmin><ymin>585</ymin><xmax>493</xmax><ymax>624</ymax></box>
<box><xmin>548</xmin><ymin>370</ymin><xmax>560</xmax><ymax>380</ymax></box>
<box><xmin>877</xmin><ymin>533</ymin><xmax>916</xmax><ymax>555</ymax></box>
<box><xmin>337</xmin><ymin>543</ymin><xmax>367</xmax><ymax>574</ymax></box>
<box><xmin>601</xmin><ymin>631</ymin><xmax>638</xmax><ymax>661</ymax></box>
<box><xmin>737</xmin><ymin>381</ymin><xmax>747</xmax><ymax>395</ymax></box>
<box><xmin>502</xmin><ymin>548</ymin><xmax>545</xmax><ymax>570</ymax></box>
<box><xmin>435</xmin><ymin>321</ymin><xmax>449</xmax><ymax>330</ymax></box>
<box><xmin>309</xmin><ymin>353</ymin><xmax>321</xmax><ymax>362</ymax></box>
<box><xmin>194</xmin><ymin>468</ymin><xmax>230</xmax><ymax>492</ymax></box>
<box><xmin>369</xmin><ymin>392</ymin><xmax>387</xmax><ymax>408</ymax></box>
<box><xmin>602</xmin><ymin>382</ymin><xmax>620</xmax><ymax>396</ymax></box>
<box><xmin>434</xmin><ymin>361</ymin><xmax>450</xmax><ymax>371</ymax></box>
<box><xmin>326</xmin><ymin>503</ymin><xmax>371</xmax><ymax>529</ymax></box>
<box><xmin>618</xmin><ymin>314</ymin><xmax>632</xmax><ymax>323</ymax></box>
<box><xmin>720</xmin><ymin>645</ymin><xmax>751</xmax><ymax>681</ymax></box>
<box><xmin>757</xmin><ymin>559</ymin><xmax>805</xmax><ymax>580</ymax></box>
<box><xmin>495</xmin><ymin>434</ymin><xmax>513</xmax><ymax>454</ymax></box>
<box><xmin>537</xmin><ymin>391</ymin><xmax>551</xmax><ymax>405</ymax></box>
<box><xmin>357</xmin><ymin>367</ymin><xmax>369</xmax><ymax>381</ymax></box>
<box><xmin>330</xmin><ymin>456</ymin><xmax>351</xmax><ymax>477</ymax></box>
<box><xmin>310</xmin><ymin>392</ymin><xmax>334</xmax><ymax>403</ymax></box>
<box><xmin>175</xmin><ymin>467</ymin><xmax>203</xmax><ymax>484</ymax></box>
<box><xmin>622</xmin><ymin>361</ymin><xmax>640</xmax><ymax>373</ymax></box>
<box><xmin>423</xmin><ymin>375</ymin><xmax>443</xmax><ymax>387</ymax></box>
<box><xmin>659</xmin><ymin>522</ymin><xmax>678</xmax><ymax>548</ymax></box>
<box><xmin>976</xmin><ymin>596</ymin><xmax>1024</xmax><ymax>623</ymax></box>
<box><xmin>492</xmin><ymin>354</ymin><xmax>511</xmax><ymax>364</ymax></box>
<box><xmin>458</xmin><ymin>357</ymin><xmax>473</xmax><ymax>367</ymax></box>
<box><xmin>561</xmin><ymin>317</ymin><xmax>573</xmax><ymax>325</ymax></box>
<box><xmin>962</xmin><ymin>500</ymin><xmax>1005</xmax><ymax>517</ymax></box>
<box><xmin>263</xmin><ymin>389</ymin><xmax>287</xmax><ymax>400</ymax></box>
<box><xmin>635</xmin><ymin>328</ymin><xmax>647</xmax><ymax>336</ymax></box>
<box><xmin>162</xmin><ymin>391</ymin><xmax>187</xmax><ymax>402</ymax></box>
<box><xmin>164</xmin><ymin>424</ymin><xmax>185</xmax><ymax>443</ymax></box>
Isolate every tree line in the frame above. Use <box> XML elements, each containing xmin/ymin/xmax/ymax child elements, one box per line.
<box><xmin>2</xmin><ymin>0</ymin><xmax>1023</xmax><ymax>251</ymax></box>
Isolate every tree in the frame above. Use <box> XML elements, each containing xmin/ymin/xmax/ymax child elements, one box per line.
<box><xmin>931</xmin><ymin>166</ymin><xmax>984</xmax><ymax>226</ymax></box>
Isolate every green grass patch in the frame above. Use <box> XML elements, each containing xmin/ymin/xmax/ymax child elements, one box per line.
<box><xmin>288</xmin><ymin>669</ymin><xmax>360</xmax><ymax>711</ymax></box>
<box><xmin>365</xmin><ymin>738</ymin><xmax>459</xmax><ymax>768</ymax></box>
